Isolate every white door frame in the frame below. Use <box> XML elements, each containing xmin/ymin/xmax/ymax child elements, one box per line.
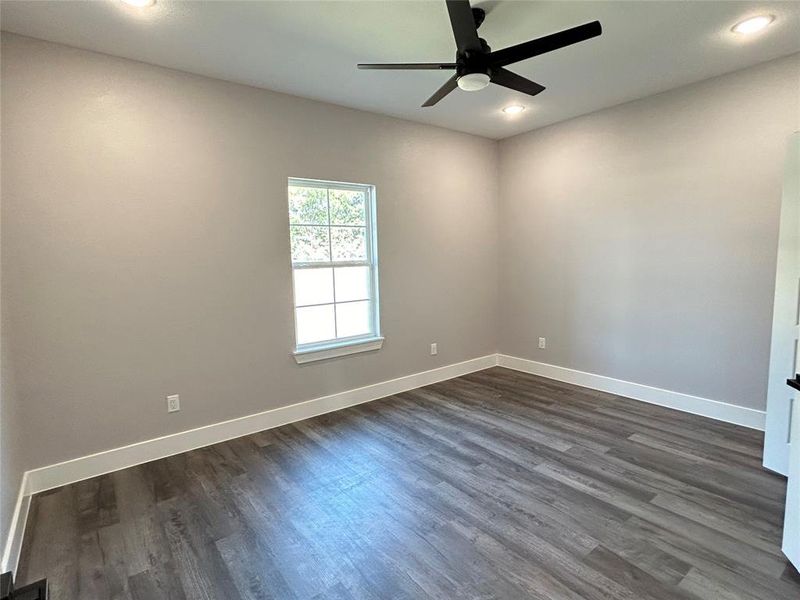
<box><xmin>764</xmin><ymin>133</ymin><xmax>800</xmax><ymax>476</ymax></box>
<box><xmin>785</xmin><ymin>376</ymin><xmax>800</xmax><ymax>568</ymax></box>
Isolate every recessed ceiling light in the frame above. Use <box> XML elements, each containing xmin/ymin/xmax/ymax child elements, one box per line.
<box><xmin>732</xmin><ymin>15</ymin><xmax>774</xmax><ymax>35</ymax></box>
<box><xmin>121</xmin><ymin>0</ymin><xmax>156</xmax><ymax>7</ymax></box>
<box><xmin>503</xmin><ymin>105</ymin><xmax>525</xmax><ymax>115</ymax></box>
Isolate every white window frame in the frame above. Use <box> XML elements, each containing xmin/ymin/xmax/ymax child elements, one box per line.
<box><xmin>288</xmin><ymin>177</ymin><xmax>382</xmax><ymax>364</ymax></box>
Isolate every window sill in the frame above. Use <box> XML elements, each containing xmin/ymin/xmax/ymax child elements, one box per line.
<box><xmin>293</xmin><ymin>337</ymin><xmax>384</xmax><ymax>364</ymax></box>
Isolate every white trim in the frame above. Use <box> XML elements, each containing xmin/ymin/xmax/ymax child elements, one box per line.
<box><xmin>497</xmin><ymin>354</ymin><xmax>766</xmax><ymax>430</ymax></box>
<box><xmin>1</xmin><ymin>472</ymin><xmax>31</xmax><ymax>574</ymax></box>
<box><xmin>294</xmin><ymin>337</ymin><xmax>384</xmax><ymax>364</ymax></box>
<box><xmin>24</xmin><ymin>355</ymin><xmax>497</xmax><ymax>496</ymax></box>
<box><xmin>5</xmin><ymin>352</ymin><xmax>767</xmax><ymax>568</ymax></box>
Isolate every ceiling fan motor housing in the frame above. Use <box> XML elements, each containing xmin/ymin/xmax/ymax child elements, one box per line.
<box><xmin>456</xmin><ymin>42</ymin><xmax>492</xmax><ymax>80</ymax></box>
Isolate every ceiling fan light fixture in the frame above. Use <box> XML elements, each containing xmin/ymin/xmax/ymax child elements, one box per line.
<box><xmin>732</xmin><ymin>15</ymin><xmax>774</xmax><ymax>35</ymax></box>
<box><xmin>503</xmin><ymin>105</ymin><xmax>525</xmax><ymax>115</ymax></box>
<box><xmin>457</xmin><ymin>72</ymin><xmax>491</xmax><ymax>92</ymax></box>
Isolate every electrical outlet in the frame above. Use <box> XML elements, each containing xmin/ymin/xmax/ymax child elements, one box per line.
<box><xmin>430</xmin><ymin>343</ymin><xmax>438</xmax><ymax>356</ymax></box>
<box><xmin>167</xmin><ymin>394</ymin><xmax>180</xmax><ymax>413</ymax></box>
<box><xmin>538</xmin><ymin>337</ymin><xmax>546</xmax><ymax>349</ymax></box>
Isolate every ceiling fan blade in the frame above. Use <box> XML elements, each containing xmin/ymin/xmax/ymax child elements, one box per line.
<box><xmin>491</xmin><ymin>68</ymin><xmax>545</xmax><ymax>97</ymax></box>
<box><xmin>422</xmin><ymin>74</ymin><xmax>459</xmax><ymax>107</ymax></box>
<box><xmin>358</xmin><ymin>63</ymin><xmax>457</xmax><ymax>70</ymax></box>
<box><xmin>446</xmin><ymin>0</ymin><xmax>482</xmax><ymax>53</ymax></box>
<box><xmin>489</xmin><ymin>21</ymin><xmax>602</xmax><ymax>67</ymax></box>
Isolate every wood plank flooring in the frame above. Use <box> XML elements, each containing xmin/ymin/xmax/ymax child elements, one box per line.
<box><xmin>17</xmin><ymin>367</ymin><xmax>800</xmax><ymax>599</ymax></box>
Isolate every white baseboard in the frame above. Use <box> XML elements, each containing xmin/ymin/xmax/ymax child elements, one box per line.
<box><xmin>24</xmin><ymin>354</ymin><xmax>498</xmax><ymax>496</ymax></box>
<box><xmin>1</xmin><ymin>472</ymin><xmax>31</xmax><ymax>574</ymax></box>
<box><xmin>4</xmin><ymin>351</ymin><xmax>766</xmax><ymax>572</ymax></box>
<box><xmin>497</xmin><ymin>354</ymin><xmax>766</xmax><ymax>431</ymax></box>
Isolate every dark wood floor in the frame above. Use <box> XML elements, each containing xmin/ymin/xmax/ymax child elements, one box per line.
<box><xmin>18</xmin><ymin>367</ymin><xmax>800</xmax><ymax>599</ymax></box>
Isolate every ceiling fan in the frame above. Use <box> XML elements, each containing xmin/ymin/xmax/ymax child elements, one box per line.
<box><xmin>357</xmin><ymin>0</ymin><xmax>602</xmax><ymax>107</ymax></box>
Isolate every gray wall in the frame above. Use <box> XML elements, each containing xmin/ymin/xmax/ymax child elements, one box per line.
<box><xmin>498</xmin><ymin>54</ymin><xmax>800</xmax><ymax>411</ymax></box>
<box><xmin>0</xmin><ymin>33</ymin><xmax>499</xmax><ymax>471</ymax></box>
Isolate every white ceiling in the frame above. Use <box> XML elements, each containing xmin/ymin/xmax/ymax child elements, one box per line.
<box><xmin>2</xmin><ymin>1</ymin><xmax>799</xmax><ymax>139</ymax></box>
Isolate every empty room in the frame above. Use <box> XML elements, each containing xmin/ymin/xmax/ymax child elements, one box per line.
<box><xmin>1</xmin><ymin>1</ymin><xmax>799</xmax><ymax>598</ymax></box>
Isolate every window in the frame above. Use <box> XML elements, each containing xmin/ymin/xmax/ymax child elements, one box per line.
<box><xmin>288</xmin><ymin>178</ymin><xmax>382</xmax><ymax>363</ymax></box>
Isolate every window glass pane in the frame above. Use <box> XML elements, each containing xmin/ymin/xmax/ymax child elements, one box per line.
<box><xmin>331</xmin><ymin>227</ymin><xmax>366</xmax><ymax>261</ymax></box>
<box><xmin>329</xmin><ymin>189</ymin><xmax>366</xmax><ymax>225</ymax></box>
<box><xmin>288</xmin><ymin>179</ymin><xmax>379</xmax><ymax>351</ymax></box>
<box><xmin>336</xmin><ymin>301</ymin><xmax>371</xmax><ymax>338</ymax></box>
<box><xmin>293</xmin><ymin>268</ymin><xmax>333</xmax><ymax>307</ymax></box>
<box><xmin>290</xmin><ymin>226</ymin><xmax>330</xmax><ymax>263</ymax></box>
<box><xmin>289</xmin><ymin>186</ymin><xmax>328</xmax><ymax>225</ymax></box>
<box><xmin>296</xmin><ymin>304</ymin><xmax>336</xmax><ymax>345</ymax></box>
<box><xmin>334</xmin><ymin>266</ymin><xmax>370</xmax><ymax>302</ymax></box>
